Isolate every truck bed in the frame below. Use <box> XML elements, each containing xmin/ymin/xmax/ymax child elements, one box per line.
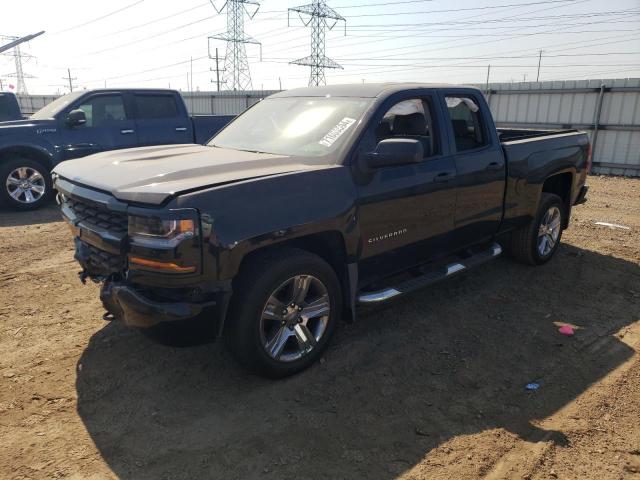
<box><xmin>499</xmin><ymin>128</ymin><xmax>589</xmax><ymax>232</ymax></box>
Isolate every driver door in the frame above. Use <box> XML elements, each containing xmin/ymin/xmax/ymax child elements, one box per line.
<box><xmin>355</xmin><ymin>92</ymin><xmax>458</xmax><ymax>284</ymax></box>
<box><xmin>60</xmin><ymin>92</ymin><xmax>138</xmax><ymax>161</ymax></box>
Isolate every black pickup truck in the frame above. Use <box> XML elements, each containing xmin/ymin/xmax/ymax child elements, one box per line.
<box><xmin>0</xmin><ymin>88</ymin><xmax>233</xmax><ymax>210</ymax></box>
<box><xmin>53</xmin><ymin>83</ymin><xmax>590</xmax><ymax>377</ymax></box>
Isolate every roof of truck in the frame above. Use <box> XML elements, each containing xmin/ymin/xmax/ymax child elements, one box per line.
<box><xmin>272</xmin><ymin>82</ymin><xmax>482</xmax><ymax>99</ymax></box>
<box><xmin>75</xmin><ymin>88</ymin><xmax>179</xmax><ymax>93</ymax></box>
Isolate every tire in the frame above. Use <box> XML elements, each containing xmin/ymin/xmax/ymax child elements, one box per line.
<box><xmin>0</xmin><ymin>157</ymin><xmax>53</xmax><ymax>211</ymax></box>
<box><xmin>509</xmin><ymin>192</ymin><xmax>566</xmax><ymax>265</ymax></box>
<box><xmin>225</xmin><ymin>248</ymin><xmax>342</xmax><ymax>378</ymax></box>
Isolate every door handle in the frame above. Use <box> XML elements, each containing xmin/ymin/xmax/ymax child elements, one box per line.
<box><xmin>175</xmin><ymin>127</ymin><xmax>187</xmax><ymax>132</ymax></box>
<box><xmin>120</xmin><ymin>129</ymin><xmax>135</xmax><ymax>134</ymax></box>
<box><xmin>433</xmin><ymin>172</ymin><xmax>454</xmax><ymax>183</ymax></box>
<box><xmin>486</xmin><ymin>162</ymin><xmax>504</xmax><ymax>171</ymax></box>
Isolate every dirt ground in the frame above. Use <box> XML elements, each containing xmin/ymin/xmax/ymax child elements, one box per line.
<box><xmin>0</xmin><ymin>176</ymin><xmax>639</xmax><ymax>480</ymax></box>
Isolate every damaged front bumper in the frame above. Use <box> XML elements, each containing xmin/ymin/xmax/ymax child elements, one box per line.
<box><xmin>99</xmin><ymin>281</ymin><xmax>218</xmax><ymax>328</ymax></box>
<box><xmin>55</xmin><ymin>176</ymin><xmax>231</xmax><ymax>334</ymax></box>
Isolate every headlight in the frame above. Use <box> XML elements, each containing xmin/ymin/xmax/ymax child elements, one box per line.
<box><xmin>127</xmin><ymin>214</ymin><xmax>199</xmax><ymax>274</ymax></box>
<box><xmin>128</xmin><ymin>215</ymin><xmax>196</xmax><ymax>248</ymax></box>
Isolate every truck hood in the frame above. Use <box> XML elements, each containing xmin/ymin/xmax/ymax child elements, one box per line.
<box><xmin>53</xmin><ymin>144</ymin><xmax>327</xmax><ymax>205</ymax></box>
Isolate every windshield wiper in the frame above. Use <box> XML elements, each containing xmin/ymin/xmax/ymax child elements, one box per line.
<box><xmin>208</xmin><ymin>144</ymin><xmax>272</xmax><ymax>155</ymax></box>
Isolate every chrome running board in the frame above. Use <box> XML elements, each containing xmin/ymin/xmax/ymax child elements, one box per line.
<box><xmin>357</xmin><ymin>243</ymin><xmax>502</xmax><ymax>304</ymax></box>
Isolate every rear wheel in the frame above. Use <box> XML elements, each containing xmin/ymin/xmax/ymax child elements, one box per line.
<box><xmin>509</xmin><ymin>192</ymin><xmax>565</xmax><ymax>265</ymax></box>
<box><xmin>0</xmin><ymin>158</ymin><xmax>52</xmax><ymax>211</ymax></box>
<box><xmin>225</xmin><ymin>248</ymin><xmax>342</xmax><ymax>378</ymax></box>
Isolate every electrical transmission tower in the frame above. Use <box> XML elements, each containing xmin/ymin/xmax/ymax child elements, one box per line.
<box><xmin>288</xmin><ymin>0</ymin><xmax>345</xmax><ymax>87</ymax></box>
<box><xmin>1</xmin><ymin>36</ymin><xmax>37</xmax><ymax>94</ymax></box>
<box><xmin>208</xmin><ymin>0</ymin><xmax>262</xmax><ymax>91</ymax></box>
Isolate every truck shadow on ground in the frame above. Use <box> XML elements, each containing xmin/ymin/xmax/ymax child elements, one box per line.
<box><xmin>75</xmin><ymin>244</ymin><xmax>640</xmax><ymax>479</ymax></box>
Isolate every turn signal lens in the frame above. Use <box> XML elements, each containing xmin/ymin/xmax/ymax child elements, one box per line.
<box><xmin>128</xmin><ymin>256</ymin><xmax>196</xmax><ymax>273</ymax></box>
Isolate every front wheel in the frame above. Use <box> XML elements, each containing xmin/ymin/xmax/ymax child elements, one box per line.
<box><xmin>0</xmin><ymin>158</ymin><xmax>53</xmax><ymax>211</ymax></box>
<box><xmin>509</xmin><ymin>192</ymin><xmax>566</xmax><ymax>265</ymax></box>
<box><xmin>225</xmin><ymin>248</ymin><xmax>342</xmax><ymax>378</ymax></box>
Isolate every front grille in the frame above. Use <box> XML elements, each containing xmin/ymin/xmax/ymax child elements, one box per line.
<box><xmin>86</xmin><ymin>243</ymin><xmax>125</xmax><ymax>273</ymax></box>
<box><xmin>67</xmin><ymin>197</ymin><xmax>128</xmax><ymax>234</ymax></box>
<box><xmin>74</xmin><ymin>238</ymin><xmax>126</xmax><ymax>277</ymax></box>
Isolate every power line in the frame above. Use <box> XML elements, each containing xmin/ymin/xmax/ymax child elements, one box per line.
<box><xmin>265</xmin><ymin>51</ymin><xmax>640</xmax><ymax>62</ymax></box>
<box><xmin>277</xmin><ymin>32</ymin><xmax>640</xmax><ymax>81</ymax></box>
<box><xmin>312</xmin><ymin>13</ymin><xmax>639</xmax><ymax>69</ymax></box>
<box><xmin>95</xmin><ymin>2</ymin><xmax>211</xmax><ymax>39</ymax></box>
<box><xmin>260</xmin><ymin>0</ymin><xmax>578</xmax><ymax>15</ymax></box>
<box><xmin>73</xmin><ymin>10</ymin><xmax>283</xmax><ymax>59</ymax></box>
<box><xmin>84</xmin><ymin>14</ymin><xmax>218</xmax><ymax>56</ymax></box>
<box><xmin>99</xmin><ymin>3</ymin><xmax>624</xmax><ymax>83</ymax></box>
<box><xmin>261</xmin><ymin>0</ymin><xmax>436</xmax><ymax>12</ymax></box>
<box><xmin>25</xmin><ymin>0</ymin><xmax>640</xmax><ymax>92</ymax></box>
<box><xmin>82</xmin><ymin>56</ymin><xmax>209</xmax><ymax>84</ymax></box>
<box><xmin>53</xmin><ymin>0</ymin><xmax>146</xmax><ymax>35</ymax></box>
<box><xmin>77</xmin><ymin>50</ymin><xmax>640</xmax><ymax>85</ymax></box>
<box><xmin>266</xmin><ymin>0</ymin><xmax>594</xmax><ymax>58</ymax></box>
<box><xmin>344</xmin><ymin>8</ymin><xmax>640</xmax><ymax>22</ymax></box>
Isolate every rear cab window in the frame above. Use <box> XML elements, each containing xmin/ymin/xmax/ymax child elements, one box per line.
<box><xmin>375</xmin><ymin>97</ymin><xmax>439</xmax><ymax>158</ymax></box>
<box><xmin>445</xmin><ymin>96</ymin><xmax>487</xmax><ymax>152</ymax></box>
<box><xmin>134</xmin><ymin>94</ymin><xmax>179</xmax><ymax>119</ymax></box>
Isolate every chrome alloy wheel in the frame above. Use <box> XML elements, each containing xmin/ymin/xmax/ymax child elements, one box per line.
<box><xmin>260</xmin><ymin>275</ymin><xmax>331</xmax><ymax>362</ymax></box>
<box><xmin>5</xmin><ymin>166</ymin><xmax>46</xmax><ymax>204</ymax></box>
<box><xmin>537</xmin><ymin>205</ymin><xmax>561</xmax><ymax>256</ymax></box>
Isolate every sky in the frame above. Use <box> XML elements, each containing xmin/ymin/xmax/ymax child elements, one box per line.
<box><xmin>1</xmin><ymin>0</ymin><xmax>640</xmax><ymax>94</ymax></box>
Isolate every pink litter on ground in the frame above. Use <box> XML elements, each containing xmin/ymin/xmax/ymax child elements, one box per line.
<box><xmin>559</xmin><ymin>325</ymin><xmax>575</xmax><ymax>336</ymax></box>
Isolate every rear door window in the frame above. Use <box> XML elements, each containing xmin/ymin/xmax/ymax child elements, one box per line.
<box><xmin>134</xmin><ymin>94</ymin><xmax>179</xmax><ymax>119</ymax></box>
<box><xmin>445</xmin><ymin>96</ymin><xmax>487</xmax><ymax>152</ymax></box>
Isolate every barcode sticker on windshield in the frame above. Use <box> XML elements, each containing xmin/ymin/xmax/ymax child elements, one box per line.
<box><xmin>319</xmin><ymin>117</ymin><xmax>357</xmax><ymax>147</ymax></box>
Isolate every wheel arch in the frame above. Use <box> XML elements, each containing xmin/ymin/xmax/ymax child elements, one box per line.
<box><xmin>541</xmin><ymin>170</ymin><xmax>574</xmax><ymax>228</ymax></box>
<box><xmin>236</xmin><ymin>231</ymin><xmax>349</xmax><ymax>285</ymax></box>
<box><xmin>229</xmin><ymin>230</ymin><xmax>354</xmax><ymax>321</ymax></box>
<box><xmin>0</xmin><ymin>145</ymin><xmax>54</xmax><ymax>171</ymax></box>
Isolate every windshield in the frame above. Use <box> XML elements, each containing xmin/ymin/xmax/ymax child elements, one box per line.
<box><xmin>30</xmin><ymin>91</ymin><xmax>85</xmax><ymax>120</ymax></box>
<box><xmin>209</xmin><ymin>97</ymin><xmax>371</xmax><ymax>158</ymax></box>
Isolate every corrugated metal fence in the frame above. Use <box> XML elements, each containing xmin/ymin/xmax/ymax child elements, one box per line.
<box><xmin>483</xmin><ymin>78</ymin><xmax>640</xmax><ymax>177</ymax></box>
<box><xmin>17</xmin><ymin>94</ymin><xmax>59</xmax><ymax>115</ymax></box>
<box><xmin>182</xmin><ymin>90</ymin><xmax>279</xmax><ymax>115</ymax></box>
<box><xmin>17</xmin><ymin>79</ymin><xmax>640</xmax><ymax>176</ymax></box>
